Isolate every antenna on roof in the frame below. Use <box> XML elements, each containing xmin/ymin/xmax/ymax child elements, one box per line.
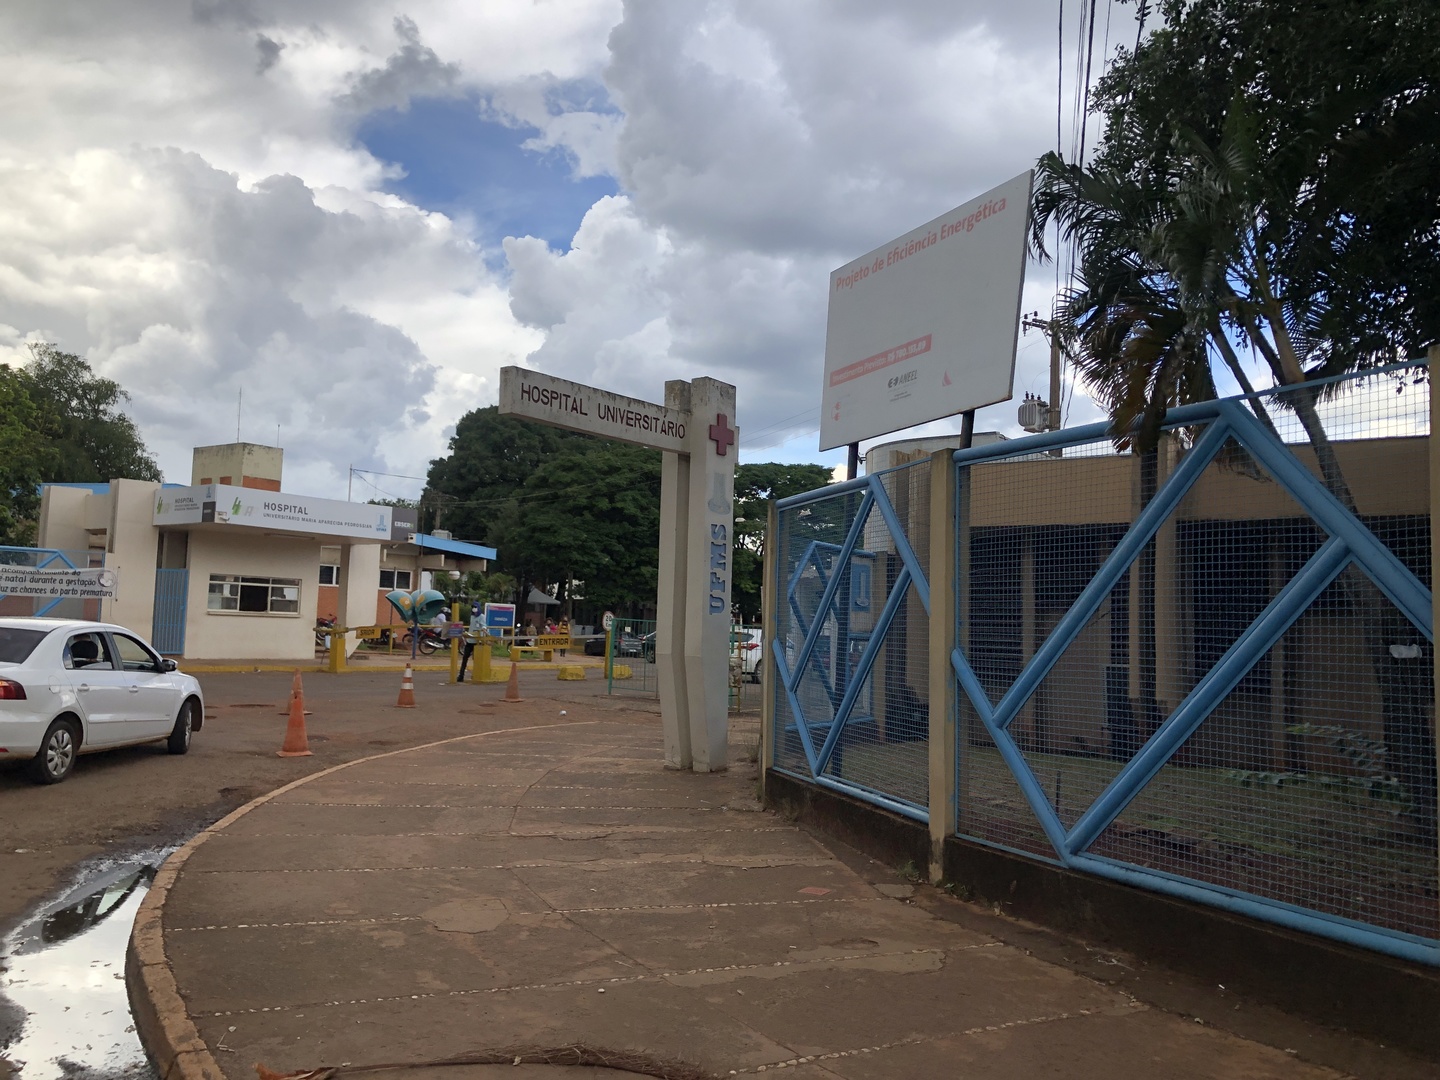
<box><xmin>236</xmin><ymin>388</ymin><xmax>242</xmax><ymax>442</ymax></box>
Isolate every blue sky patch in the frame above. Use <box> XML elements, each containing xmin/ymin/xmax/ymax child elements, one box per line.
<box><xmin>358</xmin><ymin>95</ymin><xmax>618</xmax><ymax>251</ymax></box>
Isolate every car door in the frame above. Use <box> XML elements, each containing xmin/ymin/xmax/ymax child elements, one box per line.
<box><xmin>63</xmin><ymin>632</ymin><xmax>136</xmax><ymax>746</ymax></box>
<box><xmin>108</xmin><ymin>632</ymin><xmax>179</xmax><ymax>738</ymax></box>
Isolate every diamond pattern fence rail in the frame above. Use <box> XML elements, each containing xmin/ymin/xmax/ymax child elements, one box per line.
<box><xmin>770</xmin><ymin>362</ymin><xmax>1438</xmax><ymax>967</ymax></box>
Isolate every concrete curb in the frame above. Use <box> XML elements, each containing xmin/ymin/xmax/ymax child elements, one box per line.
<box><xmin>124</xmin><ymin>718</ymin><xmax>599</xmax><ymax>1080</ymax></box>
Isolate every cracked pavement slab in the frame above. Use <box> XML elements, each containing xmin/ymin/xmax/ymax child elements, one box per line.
<box><xmin>133</xmin><ymin>708</ymin><xmax>1353</xmax><ymax>1079</ymax></box>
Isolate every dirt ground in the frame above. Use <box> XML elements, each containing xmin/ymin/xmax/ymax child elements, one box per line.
<box><xmin>0</xmin><ymin>669</ymin><xmax>631</xmax><ymax>939</ymax></box>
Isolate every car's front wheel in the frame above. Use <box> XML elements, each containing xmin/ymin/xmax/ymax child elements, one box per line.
<box><xmin>168</xmin><ymin>698</ymin><xmax>196</xmax><ymax>755</ymax></box>
<box><xmin>28</xmin><ymin>717</ymin><xmax>81</xmax><ymax>784</ymax></box>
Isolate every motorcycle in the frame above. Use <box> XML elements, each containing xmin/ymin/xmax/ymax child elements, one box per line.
<box><xmin>400</xmin><ymin>625</ymin><xmax>444</xmax><ymax>655</ymax></box>
<box><xmin>314</xmin><ymin>616</ymin><xmax>337</xmax><ymax>649</ymax></box>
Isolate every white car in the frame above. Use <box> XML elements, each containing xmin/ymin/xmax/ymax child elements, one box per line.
<box><xmin>734</xmin><ymin>627</ymin><xmax>763</xmax><ymax>682</ymax></box>
<box><xmin>0</xmin><ymin>618</ymin><xmax>204</xmax><ymax>784</ymax></box>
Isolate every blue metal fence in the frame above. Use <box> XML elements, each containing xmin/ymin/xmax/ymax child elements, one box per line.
<box><xmin>152</xmin><ymin>568</ymin><xmax>189</xmax><ymax>655</ymax></box>
<box><xmin>770</xmin><ymin>363</ymin><xmax>1438</xmax><ymax>967</ymax></box>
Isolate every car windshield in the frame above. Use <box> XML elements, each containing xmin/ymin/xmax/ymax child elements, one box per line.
<box><xmin>0</xmin><ymin>627</ymin><xmax>47</xmax><ymax>663</ymax></box>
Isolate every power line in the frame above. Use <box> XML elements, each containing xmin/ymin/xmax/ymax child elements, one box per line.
<box><xmin>352</xmin><ymin>467</ymin><xmax>428</xmax><ymax>482</ymax></box>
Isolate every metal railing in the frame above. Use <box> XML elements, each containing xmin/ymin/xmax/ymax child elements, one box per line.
<box><xmin>769</xmin><ymin>361</ymin><xmax>1438</xmax><ymax>967</ymax></box>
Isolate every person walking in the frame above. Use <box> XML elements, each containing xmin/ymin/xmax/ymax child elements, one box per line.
<box><xmin>457</xmin><ymin>628</ymin><xmax>480</xmax><ymax>683</ymax></box>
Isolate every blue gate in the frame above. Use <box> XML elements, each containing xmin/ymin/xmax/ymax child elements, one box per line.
<box><xmin>152</xmin><ymin>569</ymin><xmax>188</xmax><ymax>655</ymax></box>
<box><xmin>771</xmin><ymin>362</ymin><xmax>1438</xmax><ymax>967</ymax></box>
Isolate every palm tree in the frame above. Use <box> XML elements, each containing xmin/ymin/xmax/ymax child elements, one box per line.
<box><xmin>1030</xmin><ymin>108</ymin><xmax>1436</xmax><ymax>825</ymax></box>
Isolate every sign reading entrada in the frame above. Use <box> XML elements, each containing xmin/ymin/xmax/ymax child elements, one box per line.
<box><xmin>499</xmin><ymin>367</ymin><xmax>690</xmax><ymax>453</ymax></box>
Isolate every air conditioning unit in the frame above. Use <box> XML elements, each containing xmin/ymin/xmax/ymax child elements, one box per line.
<box><xmin>432</xmin><ymin>529</ymin><xmax>452</xmax><ymax>540</ymax></box>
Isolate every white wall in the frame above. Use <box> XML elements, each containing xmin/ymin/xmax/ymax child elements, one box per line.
<box><xmin>183</xmin><ymin>530</ymin><xmax>319</xmax><ymax>659</ymax></box>
<box><xmin>337</xmin><ymin>542</ymin><xmax>382</xmax><ymax>656</ymax></box>
<box><xmin>36</xmin><ymin>486</ymin><xmax>92</xmax><ymax>553</ymax></box>
<box><xmin>104</xmin><ymin>479</ymin><xmax>162</xmax><ymax>635</ymax></box>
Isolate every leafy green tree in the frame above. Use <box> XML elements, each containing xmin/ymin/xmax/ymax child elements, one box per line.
<box><xmin>494</xmin><ymin>440</ymin><xmax>662</xmax><ymax>613</ymax></box>
<box><xmin>426</xmin><ymin>408</ymin><xmax>661</xmax><ymax>612</ymax></box>
<box><xmin>424</xmin><ymin>407</ymin><xmax>585</xmax><ymax>539</ymax></box>
<box><xmin>484</xmin><ymin>572</ymin><xmax>517</xmax><ymax>603</ymax></box>
<box><xmin>732</xmin><ymin>463</ymin><xmax>834</xmax><ymax>622</ymax></box>
<box><xmin>0</xmin><ymin>345</ymin><xmax>161</xmax><ymax>545</ymax></box>
<box><xmin>0</xmin><ymin>367</ymin><xmax>57</xmax><ymax>545</ymax></box>
<box><xmin>22</xmin><ymin>343</ymin><xmax>162</xmax><ymax>484</ymax></box>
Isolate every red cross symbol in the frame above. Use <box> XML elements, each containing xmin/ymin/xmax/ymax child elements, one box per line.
<box><xmin>708</xmin><ymin>413</ymin><xmax>735</xmax><ymax>456</ymax></box>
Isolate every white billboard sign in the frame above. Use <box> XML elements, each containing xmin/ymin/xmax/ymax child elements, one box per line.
<box><xmin>818</xmin><ymin>170</ymin><xmax>1032</xmax><ymax>450</ymax></box>
<box><xmin>498</xmin><ymin>367</ymin><xmax>690</xmax><ymax>453</ymax></box>
<box><xmin>154</xmin><ymin>485</ymin><xmax>392</xmax><ymax>540</ymax></box>
<box><xmin>0</xmin><ymin>566</ymin><xmax>117</xmax><ymax>599</ymax></box>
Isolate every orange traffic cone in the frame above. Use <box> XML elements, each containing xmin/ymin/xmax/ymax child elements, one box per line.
<box><xmin>396</xmin><ymin>662</ymin><xmax>417</xmax><ymax>708</ymax></box>
<box><xmin>277</xmin><ymin>670</ymin><xmax>312</xmax><ymax>757</ymax></box>
<box><xmin>499</xmin><ymin>659</ymin><xmax>523</xmax><ymax>703</ymax></box>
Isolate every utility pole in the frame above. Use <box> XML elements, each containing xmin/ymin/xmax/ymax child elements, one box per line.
<box><xmin>1021</xmin><ymin>312</ymin><xmax>1065</xmax><ymax>457</ymax></box>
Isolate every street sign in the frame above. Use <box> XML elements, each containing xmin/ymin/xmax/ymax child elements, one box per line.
<box><xmin>499</xmin><ymin>368</ymin><xmax>690</xmax><ymax>453</ymax></box>
<box><xmin>484</xmin><ymin>603</ymin><xmax>517</xmax><ymax>629</ymax></box>
<box><xmin>602</xmin><ymin>611</ymin><xmax>614</xmax><ymax>632</ymax></box>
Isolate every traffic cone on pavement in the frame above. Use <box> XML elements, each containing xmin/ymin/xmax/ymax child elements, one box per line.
<box><xmin>396</xmin><ymin>662</ymin><xmax>417</xmax><ymax>708</ymax></box>
<box><xmin>277</xmin><ymin>670</ymin><xmax>312</xmax><ymax>757</ymax></box>
<box><xmin>499</xmin><ymin>659</ymin><xmax>523</xmax><ymax>703</ymax></box>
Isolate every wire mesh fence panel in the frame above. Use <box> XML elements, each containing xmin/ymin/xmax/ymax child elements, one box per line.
<box><xmin>1010</xmin><ymin>437</ymin><xmax>1330</xmax><ymax>832</ymax></box>
<box><xmin>606</xmin><ymin>617</ymin><xmax>657</xmax><ymax>695</ymax></box>
<box><xmin>819</xmin><ymin>580</ymin><xmax>931</xmax><ymax>808</ymax></box>
<box><xmin>954</xmin><ymin>431</ymin><xmax>1151</xmax><ymax>851</ymax></box>
<box><xmin>771</xmin><ymin>459</ymin><xmax>932</xmax><ymax>815</ymax></box>
<box><xmin>773</xmin><ymin>488</ymin><xmax>858</xmax><ymax>775</ymax></box>
<box><xmin>1089</xmin><ymin>573</ymin><xmax>1437</xmax><ymax>942</ymax></box>
<box><xmin>1247</xmin><ymin>369</ymin><xmax>1430</xmax><ymax>583</ymax></box>
<box><xmin>956</xmin><ymin>703</ymin><xmax>1060</xmax><ymax>860</ymax></box>
<box><xmin>770</xmin><ymin>361</ymin><xmax>1435</xmax><ymax>960</ymax></box>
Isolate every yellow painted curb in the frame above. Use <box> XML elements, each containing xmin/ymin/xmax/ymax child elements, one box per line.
<box><xmin>612</xmin><ymin>663</ymin><xmax>633</xmax><ymax>680</ymax></box>
<box><xmin>557</xmin><ymin>665</ymin><xmax>586</xmax><ymax>680</ymax></box>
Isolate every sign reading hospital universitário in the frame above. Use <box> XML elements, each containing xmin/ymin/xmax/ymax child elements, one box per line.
<box><xmin>818</xmin><ymin>170</ymin><xmax>1033</xmax><ymax>450</ymax></box>
<box><xmin>154</xmin><ymin>485</ymin><xmax>392</xmax><ymax>541</ymax></box>
<box><xmin>0</xmin><ymin>566</ymin><xmax>117</xmax><ymax>599</ymax></box>
<box><xmin>498</xmin><ymin>367</ymin><xmax>690</xmax><ymax>454</ymax></box>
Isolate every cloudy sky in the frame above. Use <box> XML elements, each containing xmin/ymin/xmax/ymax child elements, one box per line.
<box><xmin>0</xmin><ymin>0</ymin><xmax>1122</xmax><ymax>500</ymax></box>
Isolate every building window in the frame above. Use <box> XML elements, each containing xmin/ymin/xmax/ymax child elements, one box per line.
<box><xmin>378</xmin><ymin>569</ymin><xmax>413</xmax><ymax>590</ymax></box>
<box><xmin>207</xmin><ymin>575</ymin><xmax>301</xmax><ymax>615</ymax></box>
<box><xmin>318</xmin><ymin>564</ymin><xmax>340</xmax><ymax>585</ymax></box>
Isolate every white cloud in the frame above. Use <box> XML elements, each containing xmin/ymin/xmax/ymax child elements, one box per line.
<box><xmin>0</xmin><ymin>0</ymin><xmax>1106</xmax><ymax>503</ymax></box>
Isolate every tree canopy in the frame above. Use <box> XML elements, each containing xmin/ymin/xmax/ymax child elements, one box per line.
<box><xmin>0</xmin><ymin>344</ymin><xmax>162</xmax><ymax>545</ymax></box>
<box><xmin>732</xmin><ymin>462</ymin><xmax>834</xmax><ymax>622</ymax></box>
<box><xmin>424</xmin><ymin>407</ymin><xmax>660</xmax><ymax>612</ymax></box>
<box><xmin>1032</xmin><ymin>0</ymin><xmax>1439</xmax><ymax>449</ymax></box>
<box><xmin>425</xmin><ymin>406</ymin><xmax>835</xmax><ymax>619</ymax></box>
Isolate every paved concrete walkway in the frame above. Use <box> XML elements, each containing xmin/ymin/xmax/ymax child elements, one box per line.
<box><xmin>129</xmin><ymin>706</ymin><xmax>1345</xmax><ymax>1080</ymax></box>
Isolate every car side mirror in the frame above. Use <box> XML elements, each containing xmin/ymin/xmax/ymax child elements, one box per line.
<box><xmin>163</xmin><ymin>658</ymin><xmax>178</xmax><ymax>672</ymax></box>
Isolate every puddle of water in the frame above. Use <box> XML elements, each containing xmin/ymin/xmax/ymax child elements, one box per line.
<box><xmin>1</xmin><ymin>848</ymin><xmax>176</xmax><ymax>1079</ymax></box>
